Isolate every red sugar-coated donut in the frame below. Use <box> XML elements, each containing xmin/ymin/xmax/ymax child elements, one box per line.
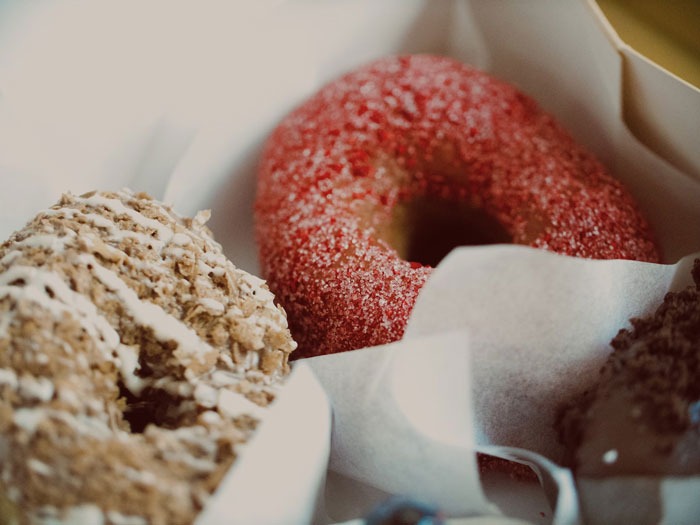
<box><xmin>255</xmin><ymin>55</ymin><xmax>660</xmax><ymax>358</ymax></box>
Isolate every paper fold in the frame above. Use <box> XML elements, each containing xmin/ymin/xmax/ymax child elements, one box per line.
<box><xmin>306</xmin><ymin>331</ymin><xmax>495</xmax><ymax>518</ymax></box>
<box><xmin>196</xmin><ymin>362</ymin><xmax>331</xmax><ymax>525</ymax></box>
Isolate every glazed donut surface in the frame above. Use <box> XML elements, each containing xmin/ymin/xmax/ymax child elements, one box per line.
<box><xmin>255</xmin><ymin>55</ymin><xmax>660</xmax><ymax>357</ymax></box>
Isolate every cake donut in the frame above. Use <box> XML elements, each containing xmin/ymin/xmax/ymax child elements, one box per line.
<box><xmin>255</xmin><ymin>55</ymin><xmax>660</xmax><ymax>357</ymax></box>
<box><xmin>0</xmin><ymin>190</ymin><xmax>296</xmax><ymax>524</ymax></box>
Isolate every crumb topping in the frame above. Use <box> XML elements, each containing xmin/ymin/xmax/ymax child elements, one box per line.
<box><xmin>0</xmin><ymin>190</ymin><xmax>296</xmax><ymax>524</ymax></box>
<box><xmin>556</xmin><ymin>259</ymin><xmax>700</xmax><ymax>476</ymax></box>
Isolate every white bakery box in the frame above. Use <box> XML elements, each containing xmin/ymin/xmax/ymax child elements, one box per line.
<box><xmin>0</xmin><ymin>1</ymin><xmax>699</xmax><ymax>524</ymax></box>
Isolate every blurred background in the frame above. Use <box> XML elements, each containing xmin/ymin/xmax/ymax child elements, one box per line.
<box><xmin>596</xmin><ymin>0</ymin><xmax>700</xmax><ymax>88</ymax></box>
<box><xmin>0</xmin><ymin>1</ymin><xmax>285</xmax><ymax>237</ymax></box>
<box><xmin>0</xmin><ymin>0</ymin><xmax>697</xmax><ymax>241</ymax></box>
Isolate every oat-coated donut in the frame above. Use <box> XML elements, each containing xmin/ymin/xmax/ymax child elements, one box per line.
<box><xmin>255</xmin><ymin>55</ymin><xmax>660</xmax><ymax>358</ymax></box>
<box><xmin>0</xmin><ymin>190</ymin><xmax>296</xmax><ymax>524</ymax></box>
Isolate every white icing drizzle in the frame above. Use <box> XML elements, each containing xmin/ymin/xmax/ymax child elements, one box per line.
<box><xmin>28</xmin><ymin>458</ymin><xmax>53</xmax><ymax>476</ymax></box>
<box><xmin>0</xmin><ymin>241</ymin><xmax>225</xmax><ymax>394</ymax></box>
<box><xmin>218</xmin><ymin>352</ymin><xmax>235</xmax><ymax>370</ymax></box>
<box><xmin>58</xmin><ymin>388</ymin><xmax>80</xmax><ymax>408</ymax></box>
<box><xmin>164</xmin><ymin>246</ymin><xmax>185</xmax><ymax>259</ymax></box>
<box><xmin>244</xmin><ymin>348</ymin><xmax>261</xmax><ymax>369</ymax></box>
<box><xmin>13</xmin><ymin>408</ymin><xmax>46</xmax><ymax>434</ymax></box>
<box><xmin>42</xmin><ymin>207</ymin><xmax>167</xmax><ymax>254</ymax></box>
<box><xmin>198</xmin><ymin>260</ymin><xmax>225</xmax><ymax>277</ymax></box>
<box><xmin>152</xmin><ymin>376</ymin><xmax>194</xmax><ymax>398</ymax></box>
<box><xmin>78</xmin><ymin>253</ymin><xmax>216</xmax><ymax>368</ymax></box>
<box><xmin>114</xmin><ymin>344</ymin><xmax>146</xmax><ymax>395</ymax></box>
<box><xmin>106</xmin><ymin>511</ymin><xmax>148</xmax><ymax>525</ymax></box>
<box><xmin>5</xmin><ymin>199</ymin><xmax>230</xmax><ymax>378</ymax></box>
<box><xmin>170</xmin><ymin>233</ymin><xmax>191</xmax><ymax>246</ymax></box>
<box><xmin>13</xmin><ymin>231</ymin><xmax>76</xmax><ymax>252</ymax></box>
<box><xmin>120</xmin><ymin>466</ymin><xmax>158</xmax><ymax>486</ymax></box>
<box><xmin>160</xmin><ymin>449</ymin><xmax>217</xmax><ymax>472</ymax></box>
<box><xmin>0</xmin><ymin>368</ymin><xmax>18</xmax><ymax>389</ymax></box>
<box><xmin>18</xmin><ymin>375</ymin><xmax>55</xmax><ymax>402</ymax></box>
<box><xmin>0</xmin><ymin>250</ymin><xmax>21</xmax><ymax>266</ymax></box>
<box><xmin>210</xmin><ymin>370</ymin><xmax>247</xmax><ymax>387</ymax></box>
<box><xmin>237</xmin><ymin>272</ymin><xmax>268</xmax><ymax>296</ymax></box>
<box><xmin>73</xmin><ymin>193</ymin><xmax>174</xmax><ymax>243</ymax></box>
<box><xmin>128</xmin><ymin>255</ymin><xmax>171</xmax><ymax>278</ymax></box>
<box><xmin>0</xmin><ymin>265</ymin><xmax>120</xmax><ymax>352</ymax></box>
<box><xmin>0</xmin><ymin>231</ymin><xmax>76</xmax><ymax>269</ymax></box>
<box><xmin>22</xmin><ymin>195</ymin><xmax>289</xmax><ymax>369</ymax></box>
<box><xmin>199</xmin><ymin>297</ymin><xmax>225</xmax><ymax>315</ymax></box>
<box><xmin>14</xmin><ymin>408</ymin><xmax>115</xmax><ymax>439</ymax></box>
<box><xmin>200</xmin><ymin>410</ymin><xmax>221</xmax><ymax>425</ymax></box>
<box><xmin>193</xmin><ymin>383</ymin><xmax>218</xmax><ymax>408</ymax></box>
<box><xmin>217</xmin><ymin>389</ymin><xmax>267</xmax><ymax>420</ymax></box>
<box><xmin>35</xmin><ymin>504</ymin><xmax>105</xmax><ymax>525</ymax></box>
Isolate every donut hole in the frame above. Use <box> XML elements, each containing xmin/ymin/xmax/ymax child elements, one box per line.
<box><xmin>118</xmin><ymin>381</ymin><xmax>181</xmax><ymax>433</ymax></box>
<box><xmin>386</xmin><ymin>198</ymin><xmax>511</xmax><ymax>267</ymax></box>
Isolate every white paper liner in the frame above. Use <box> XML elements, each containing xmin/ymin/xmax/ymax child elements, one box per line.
<box><xmin>1</xmin><ymin>1</ymin><xmax>700</xmax><ymax>523</ymax></box>
<box><xmin>405</xmin><ymin>247</ymin><xmax>699</xmax><ymax>461</ymax></box>
<box><xmin>196</xmin><ymin>362</ymin><xmax>331</xmax><ymax>525</ymax></box>
<box><xmin>305</xmin><ymin>331</ymin><xmax>494</xmax><ymax>519</ymax></box>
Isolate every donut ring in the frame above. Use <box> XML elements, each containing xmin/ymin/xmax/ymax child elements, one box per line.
<box><xmin>255</xmin><ymin>55</ymin><xmax>660</xmax><ymax>357</ymax></box>
<box><xmin>0</xmin><ymin>190</ymin><xmax>295</xmax><ymax>523</ymax></box>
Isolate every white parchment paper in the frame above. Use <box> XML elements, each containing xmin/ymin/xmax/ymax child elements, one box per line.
<box><xmin>306</xmin><ymin>331</ymin><xmax>494</xmax><ymax>518</ymax></box>
<box><xmin>196</xmin><ymin>363</ymin><xmax>331</xmax><ymax>525</ymax></box>
<box><xmin>405</xmin><ymin>247</ymin><xmax>700</xmax><ymax>462</ymax></box>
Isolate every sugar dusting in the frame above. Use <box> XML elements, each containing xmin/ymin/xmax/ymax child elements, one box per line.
<box><xmin>255</xmin><ymin>55</ymin><xmax>660</xmax><ymax>357</ymax></box>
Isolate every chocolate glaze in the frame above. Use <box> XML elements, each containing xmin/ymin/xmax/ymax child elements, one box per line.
<box><xmin>556</xmin><ymin>259</ymin><xmax>700</xmax><ymax>476</ymax></box>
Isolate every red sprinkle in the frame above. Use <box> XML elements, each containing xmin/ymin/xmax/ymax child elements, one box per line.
<box><xmin>255</xmin><ymin>55</ymin><xmax>660</xmax><ymax>357</ymax></box>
